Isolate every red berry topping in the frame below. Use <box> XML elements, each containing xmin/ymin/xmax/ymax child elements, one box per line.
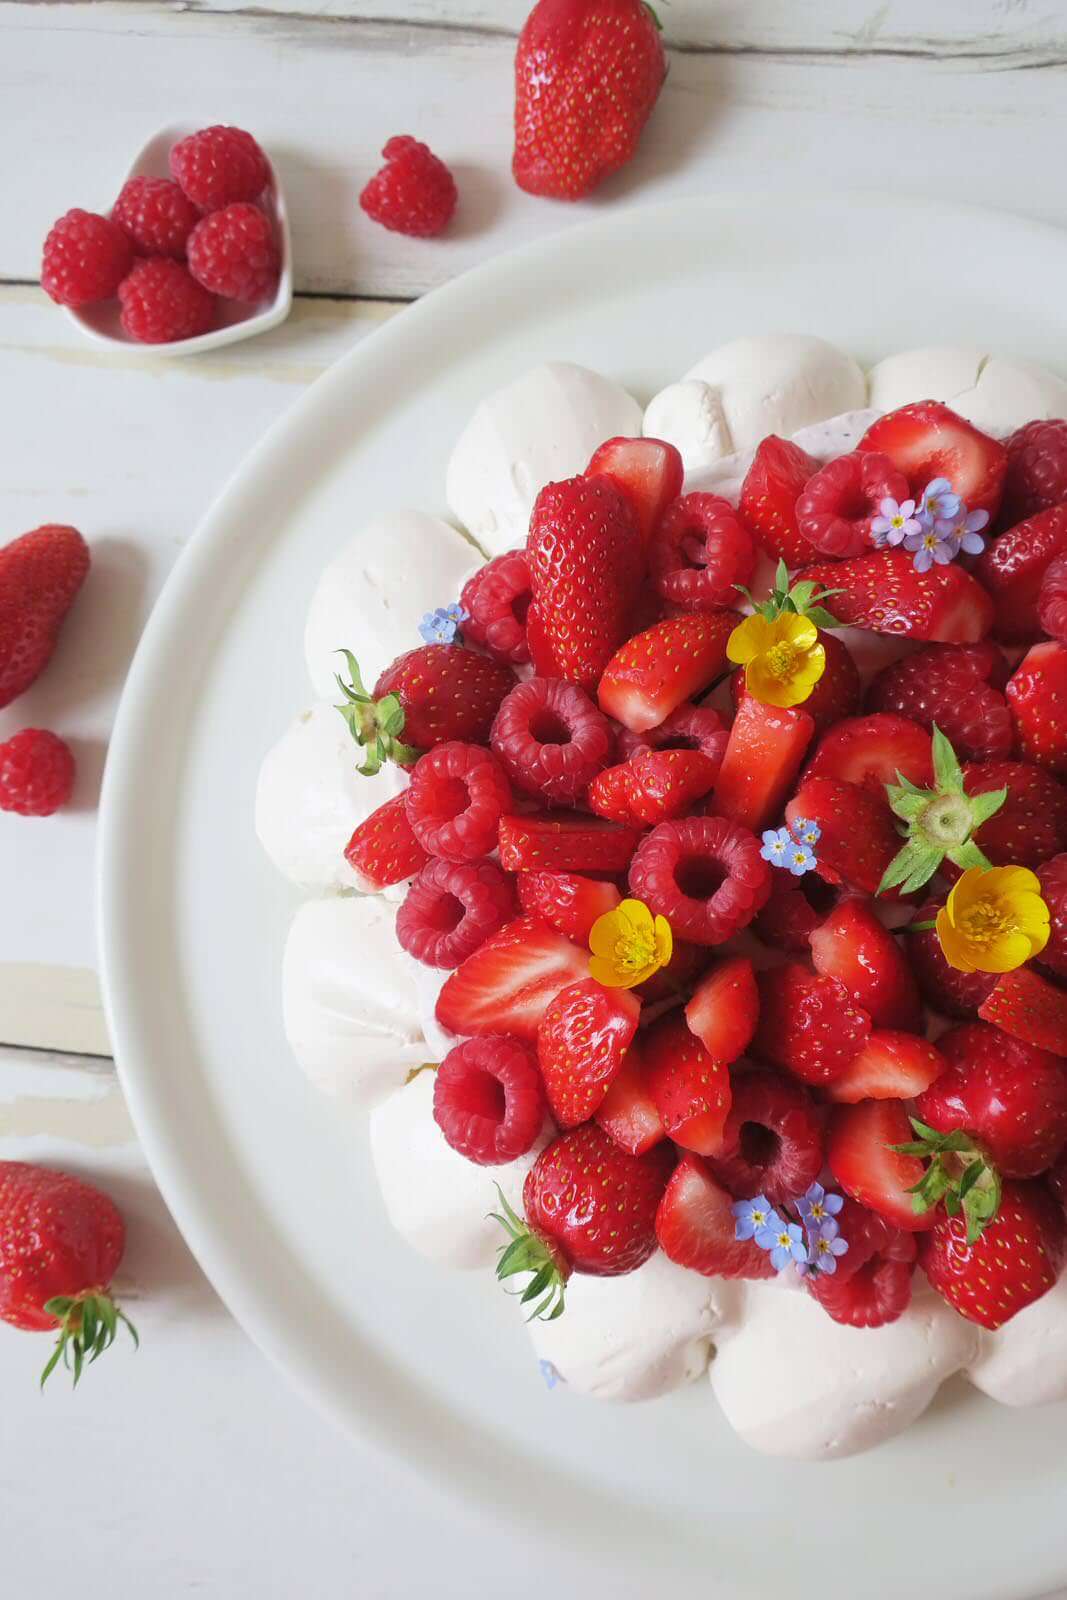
<box><xmin>587</xmin><ymin>436</ymin><xmax>683</xmax><ymax>547</ymax></box>
<box><xmin>615</xmin><ymin>701</ymin><xmax>727</xmax><ymax>763</ymax></box>
<box><xmin>642</xmin><ymin>1010</ymin><xmax>732</xmax><ymax>1157</ymax></box>
<box><xmin>1006</xmin><ymin>640</ymin><xmax>1067</xmax><ymax>777</ymax></box>
<box><xmin>1002</xmin><ymin>418</ymin><xmax>1067</xmax><ymax>525</ymax></box>
<box><xmin>588</xmin><ymin>746</ymin><xmax>720</xmax><ymax>826</ymax></box>
<box><xmin>960</xmin><ymin>759</ymin><xmax>1067</xmax><ymax>873</ymax></box>
<box><xmin>1037</xmin><ymin>854</ymin><xmax>1067</xmax><ymax>980</ymax></box>
<box><xmin>798</xmin><ymin>549</ymin><xmax>993</xmax><ymax>643</ymax></box>
<box><xmin>436</xmin><ymin>914</ymin><xmax>589</xmax><ymax>1039</ymax></box>
<box><xmin>0</xmin><ymin>523</ymin><xmax>90</xmax><ymax>710</ymax></box>
<box><xmin>521</xmin><ymin>1123</ymin><xmax>672</xmax><ymax>1277</ymax></box>
<box><xmin>516</xmin><ymin>869</ymin><xmax>621</xmax><ymax>942</ymax></box>
<box><xmin>372</xmin><ymin>645</ymin><xmax>515</xmax><ymax>756</ymax></box>
<box><xmin>186</xmin><ymin>202</ymin><xmax>279</xmax><ymax>302</ymax></box>
<box><xmin>655</xmin><ymin>1153</ymin><xmax>774</xmax><ymax>1280</ymax></box>
<box><xmin>866</xmin><ymin>642</ymin><xmax>1013</xmax><ymax>763</ymax></box>
<box><xmin>706</xmin><ymin>1066</ymin><xmax>823</xmax><ymax>1204</ymax></box>
<box><xmin>0</xmin><ymin>729</ymin><xmax>75</xmax><ymax>816</ymax></box>
<box><xmin>118</xmin><ymin>258</ymin><xmax>216</xmax><ymax>344</ymax></box>
<box><xmin>112</xmin><ymin>177</ymin><xmax>200</xmax><ymax>259</ymax></box>
<box><xmin>824</xmin><ymin>1030</ymin><xmax>946</xmax><ymax>1105</ymax></box>
<box><xmin>344</xmin><ymin>791</ymin><xmax>430</xmax><ymax>891</ymax></box>
<box><xmin>648</xmin><ymin>493</ymin><xmax>756</xmax><ymax>611</ymax></box>
<box><xmin>755</xmin><ymin>963</ymin><xmax>872</xmax><ymax>1087</ymax></box>
<box><xmin>41</xmin><ymin>209</ymin><xmax>134</xmax><ymax>308</ymax></box>
<box><xmin>809</xmin><ymin>897</ymin><xmax>922</xmax><ymax>1031</ymax></box>
<box><xmin>460</xmin><ymin>552</ymin><xmax>533</xmax><ymax>666</ymax></box>
<box><xmin>595</xmin><ymin>1040</ymin><xmax>665</xmax><ymax>1156</ymax></box>
<box><xmin>975</xmin><ymin>504</ymin><xmax>1067</xmax><ymax>644</ymax></box>
<box><xmin>826</xmin><ymin>1098</ymin><xmax>934</xmax><ymax>1233</ymax></box>
<box><xmin>753</xmin><ymin>870</ymin><xmax>837</xmax><ymax>954</ymax></box>
<box><xmin>1038</xmin><ymin>554</ymin><xmax>1067</xmax><ymax>644</ymax></box>
<box><xmin>537</xmin><ymin>980</ymin><xmax>639</xmax><ymax>1126</ymax></box>
<box><xmin>170</xmin><ymin>124</ymin><xmax>270</xmax><ymax>211</ymax></box>
<box><xmin>979</xmin><ymin>967</ymin><xmax>1067</xmax><ymax>1058</ymax></box>
<box><xmin>785</xmin><ymin>778</ymin><xmax>903</xmax><ymax>899</ymax></box>
<box><xmin>404</xmin><ymin>741</ymin><xmax>512</xmax><ymax>861</ymax></box>
<box><xmin>904</xmin><ymin>899</ymin><xmax>997</xmax><ymax>1019</ymax></box>
<box><xmin>360</xmin><ymin>135</ymin><xmax>458</xmax><ymax>237</ymax></box>
<box><xmin>685</xmin><ymin>956</ymin><xmax>759</xmax><ymax>1063</ymax></box>
<box><xmin>432</xmin><ymin>1036</ymin><xmax>545</xmax><ymax>1165</ymax></box>
<box><xmin>396</xmin><ymin>857</ymin><xmax>516</xmax><ymax>969</ymax></box>
<box><xmin>802</xmin><ymin>712</ymin><xmax>932</xmax><ymax>794</ymax></box>
<box><xmin>490</xmin><ymin>676</ymin><xmax>613</xmax><ymax>805</ymax></box>
<box><xmin>731</xmin><ymin>631</ymin><xmax>861</xmax><ymax>739</ymax></box>
<box><xmin>628</xmin><ymin>816</ymin><xmax>772</xmax><ymax>946</ymax></box>
<box><xmin>919</xmin><ymin>1178</ymin><xmax>1066</xmax><ymax>1330</ymax></box>
<box><xmin>796</xmin><ymin>450</ymin><xmax>909</xmax><ymax>559</ymax></box>
<box><xmin>711</xmin><ymin>695</ymin><xmax>814</xmax><ymax>833</ymax></box>
<box><xmin>599</xmin><ymin>610</ymin><xmax>739</xmax><ymax>734</ymax></box>
<box><xmin>808</xmin><ymin>1198</ymin><xmax>916</xmax><ymax>1329</ymax></box>
<box><xmin>858</xmin><ymin>401</ymin><xmax>1007</xmax><ymax>522</ymax></box>
<box><xmin>498</xmin><ymin>812</ymin><xmax>642</xmax><ymax>874</ymax></box>
<box><xmin>738</xmin><ymin>434</ymin><xmax>822</xmax><ymax>567</ymax></box>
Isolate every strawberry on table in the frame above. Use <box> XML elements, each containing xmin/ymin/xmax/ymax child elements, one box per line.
<box><xmin>754</xmin><ymin>963</ymin><xmax>871</xmax><ymax>1086</ymax></box>
<box><xmin>597</xmin><ymin>610</ymin><xmax>739</xmax><ymax>733</ymax></box>
<box><xmin>710</xmin><ymin>694</ymin><xmax>814</xmax><ymax>833</ymax></box>
<box><xmin>705</xmin><ymin>1066</ymin><xmax>823</xmax><ymax>1204</ymax></box>
<box><xmin>1007</xmin><ymin>640</ymin><xmax>1067</xmax><ymax>775</ymax></box>
<box><xmin>920</xmin><ymin>1179</ymin><xmax>1066</xmax><ymax>1330</ymax></box>
<box><xmin>685</xmin><ymin>956</ymin><xmax>759</xmax><ymax>1063</ymax></box>
<box><xmin>655</xmin><ymin>1153</ymin><xmax>775</xmax><ymax>1280</ymax></box>
<box><xmin>642</xmin><ymin>1011</ymin><xmax>731</xmax><ymax>1156</ymax></box>
<box><xmin>866</xmin><ymin>642</ymin><xmax>1013</xmax><ymax>764</ymax></box>
<box><xmin>435</xmin><ymin>914</ymin><xmax>590</xmax><ymax>1039</ymax></box>
<box><xmin>594</xmin><ymin>1037</ymin><xmax>665</xmax><ymax>1155</ymax></box>
<box><xmin>979</xmin><ymin>966</ymin><xmax>1067</xmax><ymax>1056</ymax></box>
<box><xmin>785</xmin><ymin>777</ymin><xmax>902</xmax><ymax>898</ymax></box>
<box><xmin>498</xmin><ymin>811</ymin><xmax>643</xmax><ymax>874</ymax></box>
<box><xmin>516</xmin><ymin>869</ymin><xmax>621</xmax><ymax>942</ymax></box>
<box><xmin>798</xmin><ymin>549</ymin><xmax>993</xmax><ymax>642</ymax></box>
<box><xmin>857</xmin><ymin>400</ymin><xmax>1008</xmax><ymax>522</ymax></box>
<box><xmin>823</xmin><ymin>1030</ymin><xmax>946</xmax><ymax>1104</ymax></box>
<box><xmin>809</xmin><ymin>897</ymin><xmax>923</xmax><ymax>1030</ymax></box>
<box><xmin>335</xmin><ymin>645</ymin><xmax>515</xmax><ymax>775</ymax></box>
<box><xmin>801</xmin><ymin>712</ymin><xmax>933</xmax><ymax>793</ymax></box>
<box><xmin>0</xmin><ymin>524</ymin><xmax>90</xmax><ymax>709</ymax></box>
<box><xmin>975</xmin><ymin>504</ymin><xmax>1067</xmax><ymax>643</ymax></box>
<box><xmin>586</xmin><ymin>435</ymin><xmax>683</xmax><ymax>546</ymax></box>
<box><xmin>826</xmin><ymin>1098</ymin><xmax>936</xmax><ymax>1233</ymax></box>
<box><xmin>537</xmin><ymin>979</ymin><xmax>640</xmax><ymax>1126</ymax></box>
<box><xmin>737</xmin><ymin>434</ymin><xmax>822</xmax><ymax>567</ymax></box>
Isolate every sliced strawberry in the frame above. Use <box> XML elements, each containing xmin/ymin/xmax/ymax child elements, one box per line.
<box><xmin>785</xmin><ymin>778</ymin><xmax>903</xmax><ymax>898</ymax></box>
<box><xmin>498</xmin><ymin>812</ymin><xmax>643</xmax><ymax>874</ymax></box>
<box><xmin>865</xmin><ymin>642</ymin><xmax>1013</xmax><ymax>764</ymax></box>
<box><xmin>435</xmin><ymin>915</ymin><xmax>589</xmax><ymax>1039</ymax></box>
<box><xmin>633</xmin><ymin>936</ymin><xmax>709</xmax><ymax>1002</ymax></box>
<box><xmin>594</xmin><ymin>1037</ymin><xmax>665</xmax><ymax>1155</ymax></box>
<box><xmin>710</xmin><ymin>695</ymin><xmax>814</xmax><ymax>832</ymax></box>
<box><xmin>755</xmin><ymin>963</ymin><xmax>871</xmax><ymax>1086</ymax></box>
<box><xmin>597</xmin><ymin>610</ymin><xmax>739</xmax><ymax>734</ymax></box>
<box><xmin>685</xmin><ymin>956</ymin><xmax>758</xmax><ymax>1064</ymax></box>
<box><xmin>976</xmin><ymin>504</ymin><xmax>1067</xmax><ymax>643</ymax></box>
<box><xmin>858</xmin><ymin>401</ymin><xmax>1008</xmax><ymax>521</ymax></box>
<box><xmin>809</xmin><ymin>898</ymin><xmax>922</xmax><ymax>1030</ymax></box>
<box><xmin>959</xmin><ymin>759</ymin><xmax>1067</xmax><ymax>874</ymax></box>
<box><xmin>979</xmin><ymin>967</ymin><xmax>1067</xmax><ymax>1056</ymax></box>
<box><xmin>920</xmin><ymin>1179</ymin><xmax>1066</xmax><ymax>1330</ymax></box>
<box><xmin>588</xmin><ymin>747</ymin><xmax>719</xmax><ymax>826</ymax></box>
<box><xmin>537</xmin><ymin>979</ymin><xmax>640</xmax><ymax>1126</ymax></box>
<box><xmin>642</xmin><ymin>1011</ymin><xmax>731</xmax><ymax>1156</ymax></box>
<box><xmin>343</xmin><ymin>791</ymin><xmax>430</xmax><ymax>890</ymax></box>
<box><xmin>801</xmin><ymin>712</ymin><xmax>933</xmax><ymax>794</ymax></box>
<box><xmin>824</xmin><ymin>1031</ymin><xmax>946</xmax><ymax>1105</ymax></box>
<box><xmin>516</xmin><ymin>870</ymin><xmax>621</xmax><ymax>943</ymax></box>
<box><xmin>826</xmin><ymin>1098</ymin><xmax>935</xmax><ymax>1232</ymax></box>
<box><xmin>737</xmin><ymin>434</ymin><xmax>822</xmax><ymax>567</ymax></box>
<box><xmin>798</xmin><ymin>550</ymin><xmax>993</xmax><ymax>643</ymax></box>
<box><xmin>655</xmin><ymin>1152</ymin><xmax>775</xmax><ymax>1279</ymax></box>
<box><xmin>587</xmin><ymin>435</ymin><xmax>684</xmax><ymax>547</ymax></box>
<box><xmin>585</xmin><ymin>762</ymin><xmax>638</xmax><ymax>823</ymax></box>
<box><xmin>524</xmin><ymin>600</ymin><xmax>557</xmax><ymax>675</ymax></box>
<box><xmin>1007</xmin><ymin>640</ymin><xmax>1067</xmax><ymax>776</ymax></box>
<box><xmin>753</xmin><ymin>869</ymin><xmax>838</xmax><ymax>953</ymax></box>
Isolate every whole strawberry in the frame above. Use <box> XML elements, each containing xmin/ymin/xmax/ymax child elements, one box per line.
<box><xmin>334</xmin><ymin>645</ymin><xmax>514</xmax><ymax>775</ymax></box>
<box><xmin>920</xmin><ymin>1178</ymin><xmax>1066</xmax><ymax>1330</ymax></box>
<box><xmin>0</xmin><ymin>524</ymin><xmax>90</xmax><ymax>708</ymax></box>
<box><xmin>513</xmin><ymin>0</ymin><xmax>667</xmax><ymax>200</ymax></box>
<box><xmin>527</xmin><ymin>474</ymin><xmax>643</xmax><ymax>691</ymax></box>
<box><xmin>0</xmin><ymin>1161</ymin><xmax>138</xmax><ymax>1385</ymax></box>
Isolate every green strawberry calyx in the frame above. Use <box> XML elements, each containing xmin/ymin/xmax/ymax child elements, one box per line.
<box><xmin>876</xmin><ymin>724</ymin><xmax>1007</xmax><ymax>897</ymax></box>
<box><xmin>334</xmin><ymin>648</ymin><xmax>424</xmax><ymax>777</ymax></box>
<box><xmin>40</xmin><ymin>1290</ymin><xmax>139</xmax><ymax>1389</ymax></box>
<box><xmin>491</xmin><ymin>1187</ymin><xmax>568</xmax><ymax>1322</ymax></box>
<box><xmin>735</xmin><ymin>558</ymin><xmax>844</xmax><ymax>631</ymax></box>
<box><xmin>890</xmin><ymin>1117</ymin><xmax>1002</xmax><ymax>1244</ymax></box>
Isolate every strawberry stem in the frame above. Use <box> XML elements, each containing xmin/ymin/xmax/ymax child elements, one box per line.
<box><xmin>877</xmin><ymin>724</ymin><xmax>1004</xmax><ymax>896</ymax></box>
<box><xmin>490</xmin><ymin>1187</ymin><xmax>568</xmax><ymax>1321</ymax></box>
<box><xmin>889</xmin><ymin>1117</ymin><xmax>1002</xmax><ymax>1243</ymax></box>
<box><xmin>333</xmin><ymin>648</ymin><xmax>424</xmax><ymax>776</ymax></box>
<box><xmin>40</xmin><ymin>1289</ymin><xmax>139</xmax><ymax>1389</ymax></box>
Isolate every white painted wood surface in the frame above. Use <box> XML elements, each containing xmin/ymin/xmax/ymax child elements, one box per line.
<box><xmin>3</xmin><ymin>3</ymin><xmax>1067</xmax><ymax>1591</ymax></box>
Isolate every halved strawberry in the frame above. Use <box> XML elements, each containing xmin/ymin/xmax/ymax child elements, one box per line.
<box><xmin>737</xmin><ymin>434</ymin><xmax>821</xmax><ymax>567</ymax></box>
<box><xmin>597</xmin><ymin>610</ymin><xmax>739</xmax><ymax>733</ymax></box>
<box><xmin>588</xmin><ymin>747</ymin><xmax>719</xmax><ymax>826</ymax></box>
<box><xmin>643</xmin><ymin>1011</ymin><xmax>731</xmax><ymax>1156</ymax></box>
<box><xmin>826</xmin><ymin>1098</ymin><xmax>936</xmax><ymax>1232</ymax></box>
<box><xmin>824</xmin><ymin>1031</ymin><xmax>947</xmax><ymax>1105</ymax></box>
<box><xmin>1007</xmin><ymin>640</ymin><xmax>1067</xmax><ymax>776</ymax></box>
<box><xmin>809</xmin><ymin>897</ymin><xmax>922</xmax><ymax>1030</ymax></box>
<box><xmin>733</xmin><ymin>631</ymin><xmax>861</xmax><ymax>738</ymax></box>
<box><xmin>865</xmin><ymin>642</ymin><xmax>1013</xmax><ymax>764</ymax></box>
<box><xmin>755</xmin><ymin>963</ymin><xmax>871</xmax><ymax>1086</ymax></box>
<box><xmin>685</xmin><ymin>956</ymin><xmax>758</xmax><ymax>1064</ymax></box>
<box><xmin>435</xmin><ymin>915</ymin><xmax>589</xmax><ymax>1039</ymax></box>
<box><xmin>979</xmin><ymin>967</ymin><xmax>1067</xmax><ymax>1056</ymax></box>
<box><xmin>516</xmin><ymin>870</ymin><xmax>621</xmax><ymax>943</ymax></box>
<box><xmin>920</xmin><ymin>1179</ymin><xmax>1066</xmax><ymax>1330</ymax></box>
<box><xmin>802</xmin><ymin>713</ymin><xmax>933</xmax><ymax>794</ymax></box>
<box><xmin>537</xmin><ymin>979</ymin><xmax>640</xmax><ymax>1126</ymax></box>
<box><xmin>655</xmin><ymin>1152</ymin><xmax>774</xmax><ymax>1279</ymax></box>
<box><xmin>710</xmin><ymin>694</ymin><xmax>814</xmax><ymax>832</ymax></box>
<box><xmin>498</xmin><ymin>812</ymin><xmax>643</xmax><ymax>873</ymax></box>
<box><xmin>858</xmin><ymin>401</ymin><xmax>1008</xmax><ymax>521</ymax></box>
<box><xmin>594</xmin><ymin>1038</ymin><xmax>665</xmax><ymax>1155</ymax></box>
<box><xmin>785</xmin><ymin>778</ymin><xmax>903</xmax><ymax>898</ymax></box>
<box><xmin>587</xmin><ymin>435</ymin><xmax>684</xmax><ymax>547</ymax></box>
<box><xmin>976</xmin><ymin>504</ymin><xmax>1067</xmax><ymax>643</ymax></box>
<box><xmin>343</xmin><ymin>791</ymin><xmax>430</xmax><ymax>890</ymax></box>
<box><xmin>798</xmin><ymin>550</ymin><xmax>993</xmax><ymax>643</ymax></box>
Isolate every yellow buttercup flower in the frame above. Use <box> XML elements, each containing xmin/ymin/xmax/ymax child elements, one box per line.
<box><xmin>589</xmin><ymin>898</ymin><xmax>673</xmax><ymax>990</ymax></box>
<box><xmin>936</xmin><ymin>865</ymin><xmax>1050</xmax><ymax>974</ymax></box>
<box><xmin>727</xmin><ymin>612</ymin><xmax>826</xmax><ymax>709</ymax></box>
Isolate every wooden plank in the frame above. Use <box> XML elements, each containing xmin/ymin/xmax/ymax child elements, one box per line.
<box><xmin>3</xmin><ymin>5</ymin><xmax>1067</xmax><ymax>300</ymax></box>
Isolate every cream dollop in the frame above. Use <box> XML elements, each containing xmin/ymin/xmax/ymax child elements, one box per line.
<box><xmin>867</xmin><ymin>347</ymin><xmax>1067</xmax><ymax>438</ymax></box>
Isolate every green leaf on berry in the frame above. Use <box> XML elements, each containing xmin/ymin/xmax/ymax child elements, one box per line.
<box><xmin>491</xmin><ymin>1186</ymin><xmax>567</xmax><ymax>1322</ymax></box>
<box><xmin>40</xmin><ymin>1290</ymin><xmax>139</xmax><ymax>1390</ymax></box>
<box><xmin>890</xmin><ymin>1117</ymin><xmax>1002</xmax><ymax>1243</ymax></box>
<box><xmin>334</xmin><ymin>648</ymin><xmax>424</xmax><ymax>776</ymax></box>
<box><xmin>877</xmin><ymin>727</ymin><xmax>1006</xmax><ymax>897</ymax></box>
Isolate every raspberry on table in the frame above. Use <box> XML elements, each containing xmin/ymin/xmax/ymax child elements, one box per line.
<box><xmin>187</xmin><ymin>203</ymin><xmax>279</xmax><ymax>302</ymax></box>
<box><xmin>460</xmin><ymin>552</ymin><xmax>533</xmax><ymax>666</ymax></box>
<box><xmin>707</xmin><ymin>1067</ymin><xmax>823</xmax><ymax>1205</ymax></box>
<box><xmin>1003</xmin><ymin>418</ymin><xmax>1067</xmax><ymax>524</ymax></box>
<box><xmin>432</xmin><ymin>1036</ymin><xmax>545</xmax><ymax>1166</ymax></box>
<box><xmin>404</xmin><ymin>740</ymin><xmax>512</xmax><ymax>862</ymax></box>
<box><xmin>170</xmin><ymin>125</ymin><xmax>271</xmax><ymax>211</ymax></box>
<box><xmin>615</xmin><ymin>702</ymin><xmax>727</xmax><ymax>764</ymax></box>
<box><xmin>360</xmin><ymin>135</ymin><xmax>458</xmax><ymax>238</ymax></box>
<box><xmin>396</xmin><ymin>856</ymin><xmax>516</xmax><ymax>968</ymax></box>
<box><xmin>112</xmin><ymin>177</ymin><xmax>200</xmax><ymax>259</ymax></box>
<box><xmin>490</xmin><ymin>676</ymin><xmax>614</xmax><ymax>805</ymax></box>
<box><xmin>0</xmin><ymin>729</ymin><xmax>75</xmax><ymax>816</ymax></box>
<box><xmin>648</xmin><ymin>493</ymin><xmax>756</xmax><ymax>611</ymax></box>
<box><xmin>117</xmin><ymin>258</ymin><xmax>216</xmax><ymax>344</ymax></box>
<box><xmin>41</xmin><ymin>209</ymin><xmax>134</xmax><ymax>308</ymax></box>
<box><xmin>628</xmin><ymin>816</ymin><xmax>772</xmax><ymax>945</ymax></box>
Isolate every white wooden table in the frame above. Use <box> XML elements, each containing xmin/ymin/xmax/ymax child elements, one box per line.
<box><xmin>4</xmin><ymin>3</ymin><xmax>1067</xmax><ymax>1592</ymax></box>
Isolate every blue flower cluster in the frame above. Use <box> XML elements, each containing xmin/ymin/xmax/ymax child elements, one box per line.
<box><xmin>760</xmin><ymin>816</ymin><xmax>820</xmax><ymax>877</ymax></box>
<box><xmin>732</xmin><ymin>1183</ymin><xmax>849</xmax><ymax>1278</ymax></box>
<box><xmin>418</xmin><ymin>602</ymin><xmax>469</xmax><ymax>644</ymax></box>
<box><xmin>871</xmin><ymin>476</ymin><xmax>989</xmax><ymax>573</ymax></box>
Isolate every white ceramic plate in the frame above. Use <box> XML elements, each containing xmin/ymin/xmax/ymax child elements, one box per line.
<box><xmin>99</xmin><ymin>194</ymin><xmax>1067</xmax><ymax>1598</ymax></box>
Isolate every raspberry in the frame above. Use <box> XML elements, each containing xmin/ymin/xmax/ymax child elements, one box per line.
<box><xmin>396</xmin><ymin>857</ymin><xmax>516</xmax><ymax>969</ymax></box>
<box><xmin>807</xmin><ymin>1198</ymin><xmax>915</xmax><ymax>1328</ymax></box>
<box><xmin>1039</xmin><ymin>554</ymin><xmax>1067</xmax><ymax>644</ymax></box>
<box><xmin>866</xmin><ymin>642</ymin><xmax>1013</xmax><ymax>762</ymax></box>
<box><xmin>490</xmin><ymin>677</ymin><xmax>613</xmax><ymax>805</ymax></box>
<box><xmin>628</xmin><ymin>816</ymin><xmax>772</xmax><ymax>946</ymax></box>
<box><xmin>187</xmin><ymin>203</ymin><xmax>279</xmax><ymax>302</ymax></box>
<box><xmin>41</xmin><ymin>209</ymin><xmax>134</xmax><ymax>308</ymax></box>
<box><xmin>404</xmin><ymin>741</ymin><xmax>511</xmax><ymax>862</ymax></box>
<box><xmin>432</xmin><ymin>1036</ymin><xmax>545</xmax><ymax>1165</ymax></box>
<box><xmin>170</xmin><ymin>125</ymin><xmax>270</xmax><ymax>211</ymax></box>
<box><xmin>118</xmin><ymin>259</ymin><xmax>216</xmax><ymax>344</ymax></box>
<box><xmin>615</xmin><ymin>702</ymin><xmax>726</xmax><ymax>763</ymax></box>
<box><xmin>648</xmin><ymin>493</ymin><xmax>756</xmax><ymax>611</ymax></box>
<box><xmin>796</xmin><ymin>450</ymin><xmax>910</xmax><ymax>559</ymax></box>
<box><xmin>1003</xmin><ymin>418</ymin><xmax>1067</xmax><ymax>524</ymax></box>
<box><xmin>460</xmin><ymin>553</ymin><xmax>532</xmax><ymax>666</ymax></box>
<box><xmin>0</xmin><ymin>729</ymin><xmax>75</xmax><ymax>816</ymax></box>
<box><xmin>904</xmin><ymin>900</ymin><xmax>996</xmax><ymax>1019</ymax></box>
<box><xmin>112</xmin><ymin>177</ymin><xmax>199</xmax><ymax>259</ymax></box>
<box><xmin>753</xmin><ymin>870</ymin><xmax>837</xmax><ymax>954</ymax></box>
<box><xmin>359</xmin><ymin>135</ymin><xmax>457</xmax><ymax>238</ymax></box>
<box><xmin>1037</xmin><ymin>855</ymin><xmax>1067</xmax><ymax>980</ymax></box>
<box><xmin>706</xmin><ymin>1068</ymin><xmax>823</xmax><ymax>1204</ymax></box>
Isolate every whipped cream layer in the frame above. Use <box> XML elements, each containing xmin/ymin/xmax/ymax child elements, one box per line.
<box><xmin>867</xmin><ymin>347</ymin><xmax>1067</xmax><ymax>438</ymax></box>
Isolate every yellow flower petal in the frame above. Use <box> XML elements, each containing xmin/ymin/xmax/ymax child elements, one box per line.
<box><xmin>589</xmin><ymin>953</ymin><xmax>632</xmax><ymax>989</ymax></box>
<box><xmin>727</xmin><ymin>614</ymin><xmax>776</xmax><ymax>666</ymax></box>
<box><xmin>935</xmin><ymin>905</ymin><xmax>980</xmax><ymax>972</ymax></box>
<box><xmin>588</xmin><ymin>910</ymin><xmax>622</xmax><ymax>960</ymax></box>
<box><xmin>616</xmin><ymin>898</ymin><xmax>654</xmax><ymax>939</ymax></box>
<box><xmin>653</xmin><ymin>915</ymin><xmax>674</xmax><ymax>966</ymax></box>
<box><xmin>978</xmin><ymin>930</ymin><xmax>1040</xmax><ymax>974</ymax></box>
<box><xmin>980</xmin><ymin>865</ymin><xmax>1041</xmax><ymax>901</ymax></box>
<box><xmin>777</xmin><ymin>614</ymin><xmax>819</xmax><ymax>651</ymax></box>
